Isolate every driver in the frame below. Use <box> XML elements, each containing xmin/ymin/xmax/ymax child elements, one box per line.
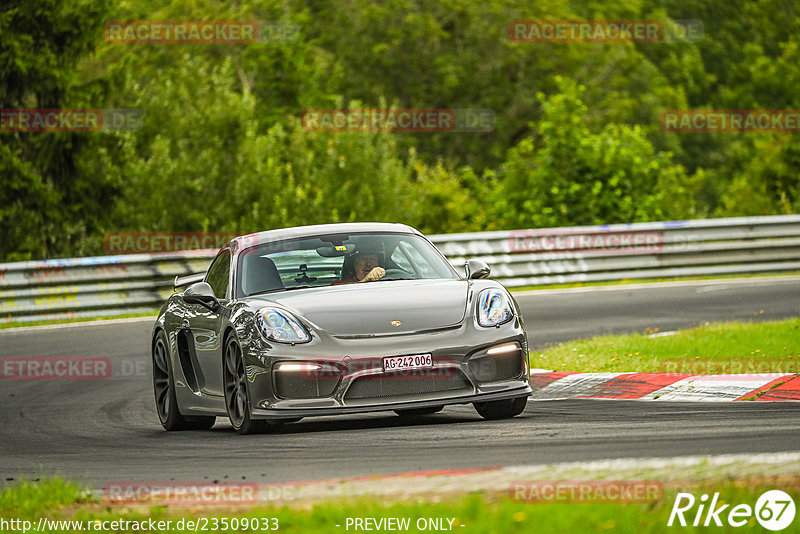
<box><xmin>335</xmin><ymin>247</ymin><xmax>386</xmax><ymax>284</ymax></box>
<box><xmin>353</xmin><ymin>252</ymin><xmax>385</xmax><ymax>282</ymax></box>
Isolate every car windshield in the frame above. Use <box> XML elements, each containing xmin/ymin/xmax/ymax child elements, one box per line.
<box><xmin>236</xmin><ymin>232</ymin><xmax>458</xmax><ymax>297</ymax></box>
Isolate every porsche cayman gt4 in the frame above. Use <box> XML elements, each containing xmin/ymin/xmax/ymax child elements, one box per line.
<box><xmin>151</xmin><ymin>223</ymin><xmax>531</xmax><ymax>434</ymax></box>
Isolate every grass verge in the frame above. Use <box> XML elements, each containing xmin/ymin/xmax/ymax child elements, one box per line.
<box><xmin>1</xmin><ymin>477</ymin><xmax>798</xmax><ymax>533</ymax></box>
<box><xmin>529</xmin><ymin>318</ymin><xmax>800</xmax><ymax>374</ymax></box>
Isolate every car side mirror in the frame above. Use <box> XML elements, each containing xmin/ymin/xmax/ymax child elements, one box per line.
<box><xmin>465</xmin><ymin>259</ymin><xmax>491</xmax><ymax>280</ymax></box>
<box><xmin>182</xmin><ymin>282</ymin><xmax>220</xmax><ymax>310</ymax></box>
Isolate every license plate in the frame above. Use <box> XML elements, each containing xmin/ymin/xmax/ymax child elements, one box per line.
<box><xmin>383</xmin><ymin>354</ymin><xmax>433</xmax><ymax>372</ymax></box>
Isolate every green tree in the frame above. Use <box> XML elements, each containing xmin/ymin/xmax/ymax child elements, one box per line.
<box><xmin>496</xmin><ymin>77</ymin><xmax>694</xmax><ymax>228</ymax></box>
<box><xmin>0</xmin><ymin>0</ymin><xmax>114</xmax><ymax>260</ymax></box>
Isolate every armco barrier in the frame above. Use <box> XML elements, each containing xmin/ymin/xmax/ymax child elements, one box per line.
<box><xmin>1</xmin><ymin>215</ymin><xmax>798</xmax><ymax>323</ymax></box>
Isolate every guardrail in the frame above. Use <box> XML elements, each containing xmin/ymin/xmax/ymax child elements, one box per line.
<box><xmin>1</xmin><ymin>215</ymin><xmax>799</xmax><ymax>324</ymax></box>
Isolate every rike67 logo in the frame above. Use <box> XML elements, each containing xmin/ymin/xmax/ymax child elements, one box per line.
<box><xmin>668</xmin><ymin>490</ymin><xmax>795</xmax><ymax>531</ymax></box>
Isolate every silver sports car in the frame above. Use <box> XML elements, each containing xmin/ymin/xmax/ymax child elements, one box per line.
<box><xmin>152</xmin><ymin>223</ymin><xmax>531</xmax><ymax>433</ymax></box>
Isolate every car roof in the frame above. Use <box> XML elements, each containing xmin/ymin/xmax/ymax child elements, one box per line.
<box><xmin>230</xmin><ymin>222</ymin><xmax>421</xmax><ymax>250</ymax></box>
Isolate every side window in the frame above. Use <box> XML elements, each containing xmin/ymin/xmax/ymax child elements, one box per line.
<box><xmin>390</xmin><ymin>245</ymin><xmax>414</xmax><ymax>273</ymax></box>
<box><xmin>205</xmin><ymin>250</ymin><xmax>231</xmax><ymax>299</ymax></box>
<box><xmin>398</xmin><ymin>240</ymin><xmax>439</xmax><ymax>277</ymax></box>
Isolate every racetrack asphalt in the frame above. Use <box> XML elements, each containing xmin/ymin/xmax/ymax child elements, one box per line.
<box><xmin>518</xmin><ymin>276</ymin><xmax>800</xmax><ymax>346</ymax></box>
<box><xmin>1</xmin><ymin>277</ymin><xmax>799</xmax><ymax>489</ymax></box>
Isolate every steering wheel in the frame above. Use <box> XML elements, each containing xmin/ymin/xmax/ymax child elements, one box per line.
<box><xmin>382</xmin><ymin>268</ymin><xmax>415</xmax><ymax>281</ymax></box>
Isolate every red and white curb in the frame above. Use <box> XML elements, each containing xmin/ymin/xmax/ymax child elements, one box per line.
<box><xmin>528</xmin><ymin>370</ymin><xmax>800</xmax><ymax>401</ymax></box>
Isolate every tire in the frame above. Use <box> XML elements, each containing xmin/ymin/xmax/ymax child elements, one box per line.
<box><xmin>473</xmin><ymin>396</ymin><xmax>528</xmax><ymax>420</ymax></box>
<box><xmin>394</xmin><ymin>406</ymin><xmax>444</xmax><ymax>417</ymax></box>
<box><xmin>223</xmin><ymin>334</ymin><xmax>269</xmax><ymax>435</ymax></box>
<box><xmin>152</xmin><ymin>330</ymin><xmax>216</xmax><ymax>431</ymax></box>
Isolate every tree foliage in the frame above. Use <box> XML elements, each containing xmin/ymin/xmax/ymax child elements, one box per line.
<box><xmin>496</xmin><ymin>78</ymin><xmax>694</xmax><ymax>228</ymax></box>
<box><xmin>2</xmin><ymin>0</ymin><xmax>799</xmax><ymax>260</ymax></box>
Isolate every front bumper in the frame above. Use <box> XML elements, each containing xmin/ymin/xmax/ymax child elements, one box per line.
<box><xmin>251</xmin><ymin>384</ymin><xmax>531</xmax><ymax>418</ymax></box>
<box><xmin>241</xmin><ymin>319</ymin><xmax>531</xmax><ymax>419</ymax></box>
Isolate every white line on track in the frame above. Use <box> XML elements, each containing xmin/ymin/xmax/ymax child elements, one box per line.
<box><xmin>0</xmin><ymin>315</ymin><xmax>156</xmax><ymax>335</ymax></box>
<box><xmin>513</xmin><ymin>275</ymin><xmax>800</xmax><ymax>296</ymax></box>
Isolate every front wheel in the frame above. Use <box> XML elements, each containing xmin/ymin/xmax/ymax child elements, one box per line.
<box><xmin>473</xmin><ymin>396</ymin><xmax>528</xmax><ymax>420</ymax></box>
<box><xmin>152</xmin><ymin>330</ymin><xmax>215</xmax><ymax>431</ymax></box>
<box><xmin>223</xmin><ymin>335</ymin><xmax>269</xmax><ymax>434</ymax></box>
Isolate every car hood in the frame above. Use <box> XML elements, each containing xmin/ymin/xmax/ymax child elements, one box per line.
<box><xmin>250</xmin><ymin>279</ymin><xmax>468</xmax><ymax>336</ymax></box>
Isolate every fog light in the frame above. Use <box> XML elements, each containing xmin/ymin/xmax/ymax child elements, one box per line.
<box><xmin>471</xmin><ymin>342</ymin><xmax>524</xmax><ymax>382</ymax></box>
<box><xmin>487</xmin><ymin>343</ymin><xmax>520</xmax><ymax>355</ymax></box>
<box><xmin>274</xmin><ymin>362</ymin><xmax>340</xmax><ymax>399</ymax></box>
<box><xmin>276</xmin><ymin>363</ymin><xmax>321</xmax><ymax>372</ymax></box>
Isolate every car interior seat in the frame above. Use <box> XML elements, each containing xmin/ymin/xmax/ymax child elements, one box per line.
<box><xmin>242</xmin><ymin>255</ymin><xmax>284</xmax><ymax>295</ymax></box>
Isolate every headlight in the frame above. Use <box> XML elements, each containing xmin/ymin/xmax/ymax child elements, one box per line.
<box><xmin>256</xmin><ymin>308</ymin><xmax>311</xmax><ymax>343</ymax></box>
<box><xmin>476</xmin><ymin>288</ymin><xmax>514</xmax><ymax>327</ymax></box>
